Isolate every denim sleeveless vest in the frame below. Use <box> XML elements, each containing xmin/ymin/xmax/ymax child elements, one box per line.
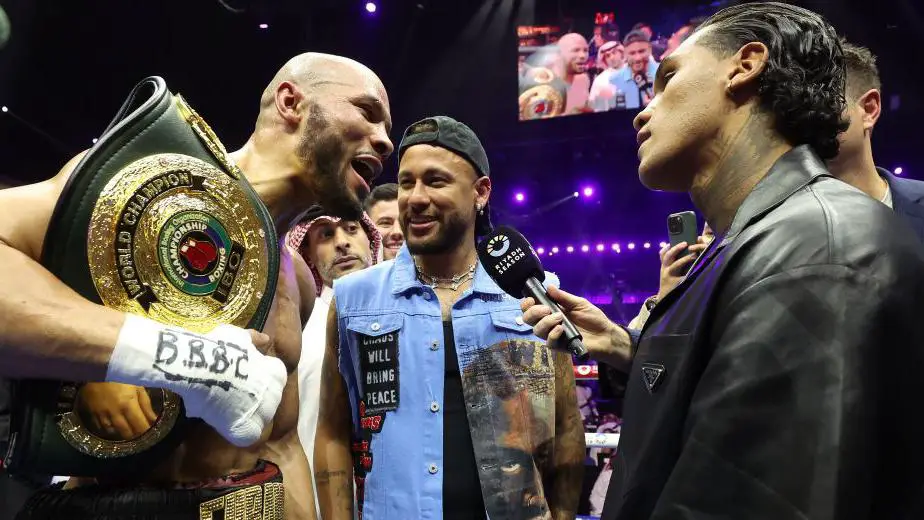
<box><xmin>333</xmin><ymin>246</ymin><xmax>562</xmax><ymax>519</ymax></box>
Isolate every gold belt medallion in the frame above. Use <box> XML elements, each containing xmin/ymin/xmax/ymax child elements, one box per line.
<box><xmin>86</xmin><ymin>151</ymin><xmax>268</xmax><ymax>331</ymax></box>
<box><xmin>519</xmin><ymin>83</ymin><xmax>565</xmax><ymax>120</ymax></box>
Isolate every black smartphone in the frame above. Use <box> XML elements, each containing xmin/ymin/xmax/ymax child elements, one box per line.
<box><xmin>667</xmin><ymin>211</ymin><xmax>698</xmax><ymax>258</ymax></box>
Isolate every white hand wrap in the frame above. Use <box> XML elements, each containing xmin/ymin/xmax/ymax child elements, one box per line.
<box><xmin>105</xmin><ymin>314</ymin><xmax>286</xmax><ymax>447</ymax></box>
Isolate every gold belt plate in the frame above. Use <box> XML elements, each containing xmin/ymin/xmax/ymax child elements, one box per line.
<box><xmin>86</xmin><ymin>151</ymin><xmax>270</xmax><ymax>332</ymax></box>
<box><xmin>519</xmin><ymin>83</ymin><xmax>565</xmax><ymax>120</ymax></box>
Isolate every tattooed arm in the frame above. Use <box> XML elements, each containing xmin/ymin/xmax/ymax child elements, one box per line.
<box><xmin>547</xmin><ymin>351</ymin><xmax>585</xmax><ymax>520</ymax></box>
<box><xmin>313</xmin><ymin>299</ymin><xmax>354</xmax><ymax>520</ymax></box>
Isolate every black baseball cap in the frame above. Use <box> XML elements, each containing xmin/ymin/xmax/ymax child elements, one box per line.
<box><xmin>398</xmin><ymin>116</ymin><xmax>493</xmax><ymax>236</ymax></box>
<box><xmin>623</xmin><ymin>29</ymin><xmax>651</xmax><ymax>46</ymax></box>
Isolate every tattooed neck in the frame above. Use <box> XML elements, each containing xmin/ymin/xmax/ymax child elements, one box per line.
<box><xmin>691</xmin><ymin>109</ymin><xmax>791</xmax><ymax>236</ymax></box>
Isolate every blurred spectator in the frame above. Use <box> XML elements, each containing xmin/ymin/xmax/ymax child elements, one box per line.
<box><xmin>587</xmin><ymin>25</ymin><xmax>608</xmax><ymax>72</ymax></box>
<box><xmin>587</xmin><ymin>413</ymin><xmax>622</xmax><ymax>515</ymax></box>
<box><xmin>576</xmin><ymin>384</ymin><xmax>598</xmax><ymax>427</ymax></box>
<box><xmin>588</xmin><ymin>41</ymin><xmax>626</xmax><ymax>112</ymax></box>
<box><xmin>663</xmin><ymin>17</ymin><xmax>705</xmax><ymax>58</ymax></box>
<box><xmin>557</xmin><ymin>33</ymin><xmax>592</xmax><ymax>114</ymax></box>
<box><xmin>588</xmin><ymin>413</ymin><xmax>621</xmax><ymax>465</ymax></box>
<box><xmin>589</xmin><ymin>459</ymin><xmax>613</xmax><ymax>516</ymax></box>
<box><xmin>631</xmin><ymin>22</ymin><xmax>653</xmax><ymax>40</ymax></box>
<box><xmin>629</xmin><ymin>223</ymin><xmax>714</xmax><ymax>329</ymax></box>
<box><xmin>632</xmin><ymin>22</ymin><xmax>666</xmax><ymax>61</ymax></box>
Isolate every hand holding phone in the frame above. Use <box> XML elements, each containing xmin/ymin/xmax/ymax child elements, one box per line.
<box><xmin>667</xmin><ymin>211</ymin><xmax>698</xmax><ymax>259</ymax></box>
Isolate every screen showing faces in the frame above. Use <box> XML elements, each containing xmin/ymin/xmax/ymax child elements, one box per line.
<box><xmin>517</xmin><ymin>3</ymin><xmax>726</xmax><ymax>121</ymax></box>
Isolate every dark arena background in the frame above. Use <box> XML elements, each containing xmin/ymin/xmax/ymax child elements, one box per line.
<box><xmin>1</xmin><ymin>0</ymin><xmax>921</xmax><ymax>517</ymax></box>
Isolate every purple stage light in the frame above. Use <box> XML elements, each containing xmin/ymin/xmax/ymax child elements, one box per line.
<box><xmin>628</xmin><ymin>242</ymin><xmax>636</xmax><ymax>250</ymax></box>
<box><xmin>551</xmin><ymin>246</ymin><xmax>560</xmax><ymax>254</ymax></box>
<box><xmin>659</xmin><ymin>241</ymin><xmax>668</xmax><ymax>249</ymax></box>
<box><xmin>566</xmin><ymin>246</ymin><xmax>574</xmax><ymax>253</ymax></box>
<box><xmin>611</xmin><ymin>243</ymin><xmax>618</xmax><ymax>251</ymax></box>
<box><xmin>365</xmin><ymin>2</ymin><xmax>377</xmax><ymax>13</ymax></box>
<box><xmin>258</xmin><ymin>23</ymin><xmax>269</xmax><ymax>29</ymax></box>
<box><xmin>581</xmin><ymin>245</ymin><xmax>590</xmax><ymax>253</ymax></box>
<box><xmin>643</xmin><ymin>242</ymin><xmax>651</xmax><ymax>249</ymax></box>
<box><xmin>596</xmin><ymin>243</ymin><xmax>605</xmax><ymax>252</ymax></box>
<box><xmin>582</xmin><ymin>186</ymin><xmax>594</xmax><ymax>198</ymax></box>
<box><xmin>536</xmin><ymin>247</ymin><xmax>545</xmax><ymax>255</ymax></box>
<box><xmin>895</xmin><ymin>166</ymin><xmax>904</xmax><ymax>175</ymax></box>
<box><xmin>514</xmin><ymin>192</ymin><xmax>525</xmax><ymax>203</ymax></box>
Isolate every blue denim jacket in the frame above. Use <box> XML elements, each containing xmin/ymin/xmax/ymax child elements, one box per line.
<box><xmin>609</xmin><ymin>59</ymin><xmax>660</xmax><ymax>110</ymax></box>
<box><xmin>333</xmin><ymin>246</ymin><xmax>562</xmax><ymax>519</ymax></box>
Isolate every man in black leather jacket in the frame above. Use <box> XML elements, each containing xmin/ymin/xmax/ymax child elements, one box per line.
<box><xmin>523</xmin><ymin>2</ymin><xmax>924</xmax><ymax>519</ymax></box>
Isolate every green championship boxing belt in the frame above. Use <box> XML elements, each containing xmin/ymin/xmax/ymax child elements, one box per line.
<box><xmin>4</xmin><ymin>76</ymin><xmax>279</xmax><ymax>478</ymax></box>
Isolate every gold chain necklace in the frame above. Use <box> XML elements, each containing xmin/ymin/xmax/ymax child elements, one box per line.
<box><xmin>415</xmin><ymin>260</ymin><xmax>476</xmax><ymax>291</ymax></box>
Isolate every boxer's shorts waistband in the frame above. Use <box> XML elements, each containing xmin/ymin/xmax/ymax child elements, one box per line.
<box><xmin>16</xmin><ymin>460</ymin><xmax>284</xmax><ymax>520</ymax></box>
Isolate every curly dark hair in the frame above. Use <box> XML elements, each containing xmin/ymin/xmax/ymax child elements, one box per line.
<box><xmin>696</xmin><ymin>2</ymin><xmax>849</xmax><ymax>160</ymax></box>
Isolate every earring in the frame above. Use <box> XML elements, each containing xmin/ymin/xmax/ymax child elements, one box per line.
<box><xmin>476</xmin><ymin>203</ymin><xmax>483</xmax><ymax>214</ymax></box>
<box><xmin>725</xmin><ymin>83</ymin><xmax>733</xmax><ymax>96</ymax></box>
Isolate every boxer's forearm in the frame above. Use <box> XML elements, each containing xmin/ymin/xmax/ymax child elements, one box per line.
<box><xmin>0</xmin><ymin>242</ymin><xmax>124</xmax><ymax>381</ymax></box>
<box><xmin>261</xmin><ymin>429</ymin><xmax>317</xmax><ymax>520</ymax></box>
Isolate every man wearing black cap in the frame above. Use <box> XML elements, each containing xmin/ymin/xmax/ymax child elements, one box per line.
<box><xmin>313</xmin><ymin>116</ymin><xmax>585</xmax><ymax>520</ymax></box>
<box><xmin>610</xmin><ymin>29</ymin><xmax>659</xmax><ymax>109</ymax></box>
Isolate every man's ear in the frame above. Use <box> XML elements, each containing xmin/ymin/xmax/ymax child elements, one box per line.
<box><xmin>725</xmin><ymin>41</ymin><xmax>769</xmax><ymax>97</ymax></box>
<box><xmin>474</xmin><ymin>176</ymin><xmax>492</xmax><ymax>210</ymax></box>
<box><xmin>275</xmin><ymin>80</ymin><xmax>305</xmax><ymax>126</ymax></box>
<box><xmin>856</xmin><ymin>88</ymin><xmax>882</xmax><ymax>133</ymax></box>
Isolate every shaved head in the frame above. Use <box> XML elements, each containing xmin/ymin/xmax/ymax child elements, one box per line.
<box><xmin>258</xmin><ymin>52</ymin><xmax>388</xmax><ymax>127</ymax></box>
<box><xmin>557</xmin><ymin>33</ymin><xmax>589</xmax><ymax>75</ymax></box>
<box><xmin>558</xmin><ymin>33</ymin><xmax>588</xmax><ymax>48</ymax></box>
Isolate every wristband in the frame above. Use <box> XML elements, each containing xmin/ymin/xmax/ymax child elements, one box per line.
<box><xmin>105</xmin><ymin>313</ymin><xmax>286</xmax><ymax>447</ymax></box>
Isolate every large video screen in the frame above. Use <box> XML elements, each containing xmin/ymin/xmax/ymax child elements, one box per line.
<box><xmin>517</xmin><ymin>3</ymin><xmax>727</xmax><ymax>121</ymax></box>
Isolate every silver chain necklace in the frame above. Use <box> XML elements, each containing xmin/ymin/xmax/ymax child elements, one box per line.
<box><xmin>415</xmin><ymin>260</ymin><xmax>476</xmax><ymax>291</ymax></box>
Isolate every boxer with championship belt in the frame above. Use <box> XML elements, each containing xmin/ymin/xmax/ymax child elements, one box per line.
<box><xmin>0</xmin><ymin>53</ymin><xmax>392</xmax><ymax>520</ymax></box>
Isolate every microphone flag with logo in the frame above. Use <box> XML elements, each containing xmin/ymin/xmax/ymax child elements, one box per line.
<box><xmin>477</xmin><ymin>226</ymin><xmax>588</xmax><ymax>358</ymax></box>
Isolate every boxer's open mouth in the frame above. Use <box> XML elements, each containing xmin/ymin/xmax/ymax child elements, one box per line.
<box><xmin>351</xmin><ymin>156</ymin><xmax>382</xmax><ymax>185</ymax></box>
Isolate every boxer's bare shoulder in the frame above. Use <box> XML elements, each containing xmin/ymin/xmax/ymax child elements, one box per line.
<box><xmin>0</xmin><ymin>151</ymin><xmax>87</xmax><ymax>259</ymax></box>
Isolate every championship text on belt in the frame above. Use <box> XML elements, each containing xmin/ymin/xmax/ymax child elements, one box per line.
<box><xmin>4</xmin><ymin>77</ymin><xmax>279</xmax><ymax>478</ymax></box>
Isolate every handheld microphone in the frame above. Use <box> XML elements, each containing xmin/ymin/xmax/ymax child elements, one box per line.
<box><xmin>477</xmin><ymin>226</ymin><xmax>588</xmax><ymax>359</ymax></box>
<box><xmin>633</xmin><ymin>72</ymin><xmax>649</xmax><ymax>89</ymax></box>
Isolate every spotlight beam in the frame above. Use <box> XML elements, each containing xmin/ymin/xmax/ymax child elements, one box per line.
<box><xmin>518</xmin><ymin>192</ymin><xmax>580</xmax><ymax>219</ymax></box>
<box><xmin>1</xmin><ymin>107</ymin><xmax>74</xmax><ymax>154</ymax></box>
